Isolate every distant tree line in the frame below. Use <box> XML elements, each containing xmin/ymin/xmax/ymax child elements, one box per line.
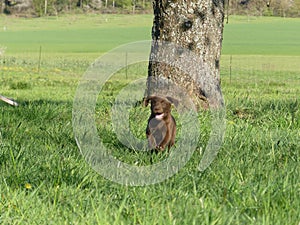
<box><xmin>0</xmin><ymin>0</ymin><xmax>299</xmax><ymax>17</ymax></box>
<box><xmin>229</xmin><ymin>0</ymin><xmax>300</xmax><ymax>17</ymax></box>
<box><xmin>0</xmin><ymin>0</ymin><xmax>153</xmax><ymax>16</ymax></box>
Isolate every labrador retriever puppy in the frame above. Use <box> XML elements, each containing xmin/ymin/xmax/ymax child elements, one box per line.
<box><xmin>144</xmin><ymin>95</ymin><xmax>178</xmax><ymax>151</ymax></box>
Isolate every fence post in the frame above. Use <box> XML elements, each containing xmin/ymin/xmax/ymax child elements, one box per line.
<box><xmin>125</xmin><ymin>52</ymin><xmax>128</xmax><ymax>79</ymax></box>
<box><xmin>38</xmin><ymin>46</ymin><xmax>42</xmax><ymax>74</ymax></box>
<box><xmin>229</xmin><ymin>55</ymin><xmax>232</xmax><ymax>84</ymax></box>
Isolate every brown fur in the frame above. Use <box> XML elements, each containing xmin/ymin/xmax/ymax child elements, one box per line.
<box><xmin>144</xmin><ymin>96</ymin><xmax>178</xmax><ymax>151</ymax></box>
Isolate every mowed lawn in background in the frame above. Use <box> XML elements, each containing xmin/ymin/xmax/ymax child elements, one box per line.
<box><xmin>0</xmin><ymin>14</ymin><xmax>299</xmax><ymax>224</ymax></box>
<box><xmin>222</xmin><ymin>16</ymin><xmax>300</xmax><ymax>56</ymax></box>
<box><xmin>0</xmin><ymin>14</ymin><xmax>153</xmax><ymax>55</ymax></box>
<box><xmin>1</xmin><ymin>14</ymin><xmax>300</xmax><ymax>55</ymax></box>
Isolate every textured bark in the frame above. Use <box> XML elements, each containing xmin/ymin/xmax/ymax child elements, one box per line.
<box><xmin>147</xmin><ymin>0</ymin><xmax>225</xmax><ymax>109</ymax></box>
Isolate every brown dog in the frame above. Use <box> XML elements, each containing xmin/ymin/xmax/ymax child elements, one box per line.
<box><xmin>144</xmin><ymin>96</ymin><xmax>178</xmax><ymax>151</ymax></box>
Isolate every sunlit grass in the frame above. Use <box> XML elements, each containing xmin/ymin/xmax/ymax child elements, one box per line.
<box><xmin>0</xmin><ymin>14</ymin><xmax>299</xmax><ymax>224</ymax></box>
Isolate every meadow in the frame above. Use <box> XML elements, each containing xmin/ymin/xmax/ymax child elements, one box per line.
<box><xmin>0</xmin><ymin>14</ymin><xmax>299</xmax><ymax>224</ymax></box>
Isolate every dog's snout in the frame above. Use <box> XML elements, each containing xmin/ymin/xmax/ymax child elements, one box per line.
<box><xmin>153</xmin><ymin>105</ymin><xmax>161</xmax><ymax>112</ymax></box>
<box><xmin>152</xmin><ymin>103</ymin><xmax>163</xmax><ymax>113</ymax></box>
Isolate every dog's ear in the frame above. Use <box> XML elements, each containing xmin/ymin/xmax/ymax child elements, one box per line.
<box><xmin>166</xmin><ymin>96</ymin><xmax>179</xmax><ymax>107</ymax></box>
<box><xmin>144</xmin><ymin>96</ymin><xmax>159</xmax><ymax>106</ymax></box>
<box><xmin>143</xmin><ymin>96</ymin><xmax>154</xmax><ymax>107</ymax></box>
<box><xmin>143</xmin><ymin>97</ymin><xmax>149</xmax><ymax>107</ymax></box>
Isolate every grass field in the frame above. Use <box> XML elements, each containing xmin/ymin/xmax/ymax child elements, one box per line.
<box><xmin>0</xmin><ymin>14</ymin><xmax>300</xmax><ymax>224</ymax></box>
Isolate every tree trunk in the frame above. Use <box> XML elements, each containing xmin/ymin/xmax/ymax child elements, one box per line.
<box><xmin>44</xmin><ymin>0</ymin><xmax>48</xmax><ymax>15</ymax></box>
<box><xmin>147</xmin><ymin>0</ymin><xmax>225</xmax><ymax>109</ymax></box>
<box><xmin>132</xmin><ymin>0</ymin><xmax>136</xmax><ymax>14</ymax></box>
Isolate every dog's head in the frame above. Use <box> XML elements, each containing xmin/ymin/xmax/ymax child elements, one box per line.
<box><xmin>144</xmin><ymin>96</ymin><xmax>178</xmax><ymax>120</ymax></box>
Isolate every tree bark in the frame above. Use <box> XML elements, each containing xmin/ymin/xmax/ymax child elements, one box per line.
<box><xmin>147</xmin><ymin>0</ymin><xmax>225</xmax><ymax>109</ymax></box>
<box><xmin>44</xmin><ymin>0</ymin><xmax>48</xmax><ymax>15</ymax></box>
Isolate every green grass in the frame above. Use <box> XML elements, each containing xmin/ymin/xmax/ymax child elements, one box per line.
<box><xmin>222</xmin><ymin>16</ymin><xmax>300</xmax><ymax>55</ymax></box>
<box><xmin>0</xmin><ymin>14</ymin><xmax>153</xmax><ymax>55</ymax></box>
<box><xmin>0</xmin><ymin>14</ymin><xmax>300</xmax><ymax>224</ymax></box>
